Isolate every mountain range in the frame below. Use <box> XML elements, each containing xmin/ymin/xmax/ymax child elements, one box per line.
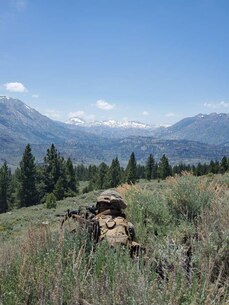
<box><xmin>153</xmin><ymin>113</ymin><xmax>229</xmax><ymax>145</ymax></box>
<box><xmin>65</xmin><ymin>117</ymin><xmax>157</xmax><ymax>138</ymax></box>
<box><xmin>0</xmin><ymin>96</ymin><xmax>228</xmax><ymax>167</ymax></box>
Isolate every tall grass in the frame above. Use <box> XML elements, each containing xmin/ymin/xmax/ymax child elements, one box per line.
<box><xmin>0</xmin><ymin>173</ymin><xmax>229</xmax><ymax>304</ymax></box>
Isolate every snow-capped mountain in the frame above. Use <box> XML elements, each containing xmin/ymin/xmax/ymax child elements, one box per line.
<box><xmin>65</xmin><ymin>117</ymin><xmax>157</xmax><ymax>137</ymax></box>
<box><xmin>1</xmin><ymin>96</ymin><xmax>229</xmax><ymax>166</ymax></box>
<box><xmin>66</xmin><ymin>117</ymin><xmax>156</xmax><ymax>129</ymax></box>
<box><xmin>66</xmin><ymin>117</ymin><xmax>86</xmax><ymax>125</ymax></box>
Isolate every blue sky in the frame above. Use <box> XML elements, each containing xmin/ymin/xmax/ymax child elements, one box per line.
<box><xmin>1</xmin><ymin>0</ymin><xmax>229</xmax><ymax>125</ymax></box>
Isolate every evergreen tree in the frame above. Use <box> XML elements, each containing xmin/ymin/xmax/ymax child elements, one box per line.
<box><xmin>125</xmin><ymin>152</ymin><xmax>137</xmax><ymax>184</ymax></box>
<box><xmin>88</xmin><ymin>165</ymin><xmax>97</xmax><ymax>181</ymax></box>
<box><xmin>158</xmin><ymin>154</ymin><xmax>172</xmax><ymax>179</ymax></box>
<box><xmin>97</xmin><ymin>162</ymin><xmax>109</xmax><ymax>189</ymax></box>
<box><xmin>75</xmin><ymin>164</ymin><xmax>88</xmax><ymax>181</ymax></box>
<box><xmin>43</xmin><ymin>144</ymin><xmax>65</xmax><ymax>194</ymax></box>
<box><xmin>18</xmin><ymin>144</ymin><xmax>38</xmax><ymax>207</ymax></box>
<box><xmin>54</xmin><ymin>177</ymin><xmax>65</xmax><ymax>200</ymax></box>
<box><xmin>65</xmin><ymin>158</ymin><xmax>78</xmax><ymax>193</ymax></box>
<box><xmin>195</xmin><ymin>163</ymin><xmax>204</xmax><ymax>176</ymax></box>
<box><xmin>36</xmin><ymin>165</ymin><xmax>47</xmax><ymax>203</ymax></box>
<box><xmin>105</xmin><ymin>157</ymin><xmax>121</xmax><ymax>188</ymax></box>
<box><xmin>220</xmin><ymin>156</ymin><xmax>228</xmax><ymax>174</ymax></box>
<box><xmin>87</xmin><ymin>165</ymin><xmax>98</xmax><ymax>190</ymax></box>
<box><xmin>0</xmin><ymin>162</ymin><xmax>11</xmax><ymax>213</ymax></box>
<box><xmin>137</xmin><ymin>164</ymin><xmax>145</xmax><ymax>179</ymax></box>
<box><xmin>208</xmin><ymin>160</ymin><xmax>217</xmax><ymax>174</ymax></box>
<box><xmin>145</xmin><ymin>154</ymin><xmax>155</xmax><ymax>180</ymax></box>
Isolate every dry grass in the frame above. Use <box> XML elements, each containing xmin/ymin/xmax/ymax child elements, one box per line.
<box><xmin>1</xmin><ymin>173</ymin><xmax>229</xmax><ymax>304</ymax></box>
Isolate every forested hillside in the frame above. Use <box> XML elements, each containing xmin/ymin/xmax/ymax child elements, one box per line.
<box><xmin>1</xmin><ymin>143</ymin><xmax>229</xmax><ymax>213</ymax></box>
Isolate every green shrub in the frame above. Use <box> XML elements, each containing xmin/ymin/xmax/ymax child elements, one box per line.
<box><xmin>46</xmin><ymin>193</ymin><xmax>57</xmax><ymax>209</ymax></box>
<box><xmin>166</xmin><ymin>173</ymin><xmax>220</xmax><ymax>221</ymax></box>
<box><xmin>125</xmin><ymin>187</ymin><xmax>172</xmax><ymax>244</ymax></box>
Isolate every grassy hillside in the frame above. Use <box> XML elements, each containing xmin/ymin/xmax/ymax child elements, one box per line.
<box><xmin>0</xmin><ymin>174</ymin><xmax>229</xmax><ymax>305</ymax></box>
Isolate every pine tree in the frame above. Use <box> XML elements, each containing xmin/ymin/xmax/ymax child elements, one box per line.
<box><xmin>105</xmin><ymin>157</ymin><xmax>121</xmax><ymax>188</ymax></box>
<box><xmin>145</xmin><ymin>154</ymin><xmax>155</xmax><ymax>180</ymax></box>
<box><xmin>0</xmin><ymin>162</ymin><xmax>11</xmax><ymax>213</ymax></box>
<box><xmin>65</xmin><ymin>158</ymin><xmax>78</xmax><ymax>193</ymax></box>
<box><xmin>208</xmin><ymin>160</ymin><xmax>216</xmax><ymax>174</ymax></box>
<box><xmin>136</xmin><ymin>164</ymin><xmax>145</xmax><ymax>179</ymax></box>
<box><xmin>97</xmin><ymin>162</ymin><xmax>109</xmax><ymax>189</ymax></box>
<box><xmin>125</xmin><ymin>152</ymin><xmax>137</xmax><ymax>184</ymax></box>
<box><xmin>18</xmin><ymin>144</ymin><xmax>38</xmax><ymax>207</ymax></box>
<box><xmin>195</xmin><ymin>163</ymin><xmax>203</xmax><ymax>176</ymax></box>
<box><xmin>88</xmin><ymin>165</ymin><xmax>97</xmax><ymax>180</ymax></box>
<box><xmin>54</xmin><ymin>177</ymin><xmax>65</xmax><ymax>200</ymax></box>
<box><xmin>75</xmin><ymin>164</ymin><xmax>88</xmax><ymax>181</ymax></box>
<box><xmin>36</xmin><ymin>165</ymin><xmax>47</xmax><ymax>203</ymax></box>
<box><xmin>158</xmin><ymin>154</ymin><xmax>172</xmax><ymax>179</ymax></box>
<box><xmin>220</xmin><ymin>156</ymin><xmax>228</xmax><ymax>174</ymax></box>
<box><xmin>87</xmin><ymin>165</ymin><xmax>98</xmax><ymax>190</ymax></box>
<box><xmin>43</xmin><ymin>144</ymin><xmax>65</xmax><ymax>194</ymax></box>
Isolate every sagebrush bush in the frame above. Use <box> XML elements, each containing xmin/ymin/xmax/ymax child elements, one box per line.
<box><xmin>46</xmin><ymin>192</ymin><xmax>57</xmax><ymax>209</ymax></box>
<box><xmin>166</xmin><ymin>172</ymin><xmax>222</xmax><ymax>221</ymax></box>
<box><xmin>124</xmin><ymin>186</ymin><xmax>172</xmax><ymax>243</ymax></box>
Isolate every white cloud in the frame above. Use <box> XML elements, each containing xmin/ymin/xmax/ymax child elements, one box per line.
<box><xmin>68</xmin><ymin>110</ymin><xmax>95</xmax><ymax>122</ymax></box>
<box><xmin>96</xmin><ymin>99</ymin><xmax>115</xmax><ymax>110</ymax></box>
<box><xmin>142</xmin><ymin>111</ymin><xmax>149</xmax><ymax>116</ymax></box>
<box><xmin>204</xmin><ymin>101</ymin><xmax>229</xmax><ymax>109</ymax></box>
<box><xmin>3</xmin><ymin>82</ymin><xmax>27</xmax><ymax>93</ymax></box>
<box><xmin>32</xmin><ymin>94</ymin><xmax>39</xmax><ymax>98</ymax></box>
<box><xmin>165</xmin><ymin>112</ymin><xmax>176</xmax><ymax>117</ymax></box>
<box><xmin>45</xmin><ymin>109</ymin><xmax>62</xmax><ymax>120</ymax></box>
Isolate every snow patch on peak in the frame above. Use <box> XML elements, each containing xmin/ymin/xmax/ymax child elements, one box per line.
<box><xmin>0</xmin><ymin>96</ymin><xmax>11</xmax><ymax>100</ymax></box>
<box><xmin>66</xmin><ymin>117</ymin><xmax>156</xmax><ymax>129</ymax></box>
<box><xmin>24</xmin><ymin>104</ymin><xmax>34</xmax><ymax>112</ymax></box>
<box><xmin>66</xmin><ymin>117</ymin><xmax>86</xmax><ymax>125</ymax></box>
<box><xmin>196</xmin><ymin>113</ymin><xmax>206</xmax><ymax>118</ymax></box>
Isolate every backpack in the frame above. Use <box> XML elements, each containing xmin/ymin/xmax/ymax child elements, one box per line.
<box><xmin>94</xmin><ymin>214</ymin><xmax>131</xmax><ymax>247</ymax></box>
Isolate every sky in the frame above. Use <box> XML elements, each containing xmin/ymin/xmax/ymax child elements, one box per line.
<box><xmin>1</xmin><ymin>0</ymin><xmax>229</xmax><ymax>126</ymax></box>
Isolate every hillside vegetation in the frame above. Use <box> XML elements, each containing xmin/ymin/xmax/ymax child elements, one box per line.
<box><xmin>0</xmin><ymin>173</ymin><xmax>229</xmax><ymax>305</ymax></box>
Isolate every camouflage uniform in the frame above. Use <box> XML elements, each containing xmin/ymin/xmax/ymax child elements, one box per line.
<box><xmin>61</xmin><ymin>189</ymin><xmax>140</xmax><ymax>256</ymax></box>
<box><xmin>92</xmin><ymin>190</ymin><xmax>140</xmax><ymax>256</ymax></box>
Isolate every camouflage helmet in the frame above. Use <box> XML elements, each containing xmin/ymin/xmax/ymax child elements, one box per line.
<box><xmin>96</xmin><ymin>189</ymin><xmax>127</xmax><ymax>210</ymax></box>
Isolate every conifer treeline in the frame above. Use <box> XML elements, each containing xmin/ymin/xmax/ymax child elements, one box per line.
<box><xmin>0</xmin><ymin>144</ymin><xmax>229</xmax><ymax>213</ymax></box>
<box><xmin>0</xmin><ymin>144</ymin><xmax>77</xmax><ymax>213</ymax></box>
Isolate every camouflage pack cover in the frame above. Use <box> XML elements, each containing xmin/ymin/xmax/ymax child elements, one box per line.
<box><xmin>96</xmin><ymin>189</ymin><xmax>127</xmax><ymax>209</ymax></box>
<box><xmin>95</xmin><ymin>215</ymin><xmax>131</xmax><ymax>247</ymax></box>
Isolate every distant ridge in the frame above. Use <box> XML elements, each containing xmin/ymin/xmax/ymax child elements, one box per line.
<box><xmin>66</xmin><ymin>117</ymin><xmax>157</xmax><ymax>138</ymax></box>
<box><xmin>0</xmin><ymin>96</ymin><xmax>228</xmax><ymax>166</ymax></box>
<box><xmin>154</xmin><ymin>113</ymin><xmax>229</xmax><ymax>145</ymax></box>
<box><xmin>66</xmin><ymin>116</ymin><xmax>156</xmax><ymax>129</ymax></box>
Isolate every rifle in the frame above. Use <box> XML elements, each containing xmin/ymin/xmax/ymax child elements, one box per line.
<box><xmin>60</xmin><ymin>205</ymin><xmax>98</xmax><ymax>229</ymax></box>
<box><xmin>86</xmin><ymin>205</ymin><xmax>97</xmax><ymax>215</ymax></box>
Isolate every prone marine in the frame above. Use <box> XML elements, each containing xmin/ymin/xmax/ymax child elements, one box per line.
<box><xmin>61</xmin><ymin>189</ymin><xmax>141</xmax><ymax>257</ymax></box>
